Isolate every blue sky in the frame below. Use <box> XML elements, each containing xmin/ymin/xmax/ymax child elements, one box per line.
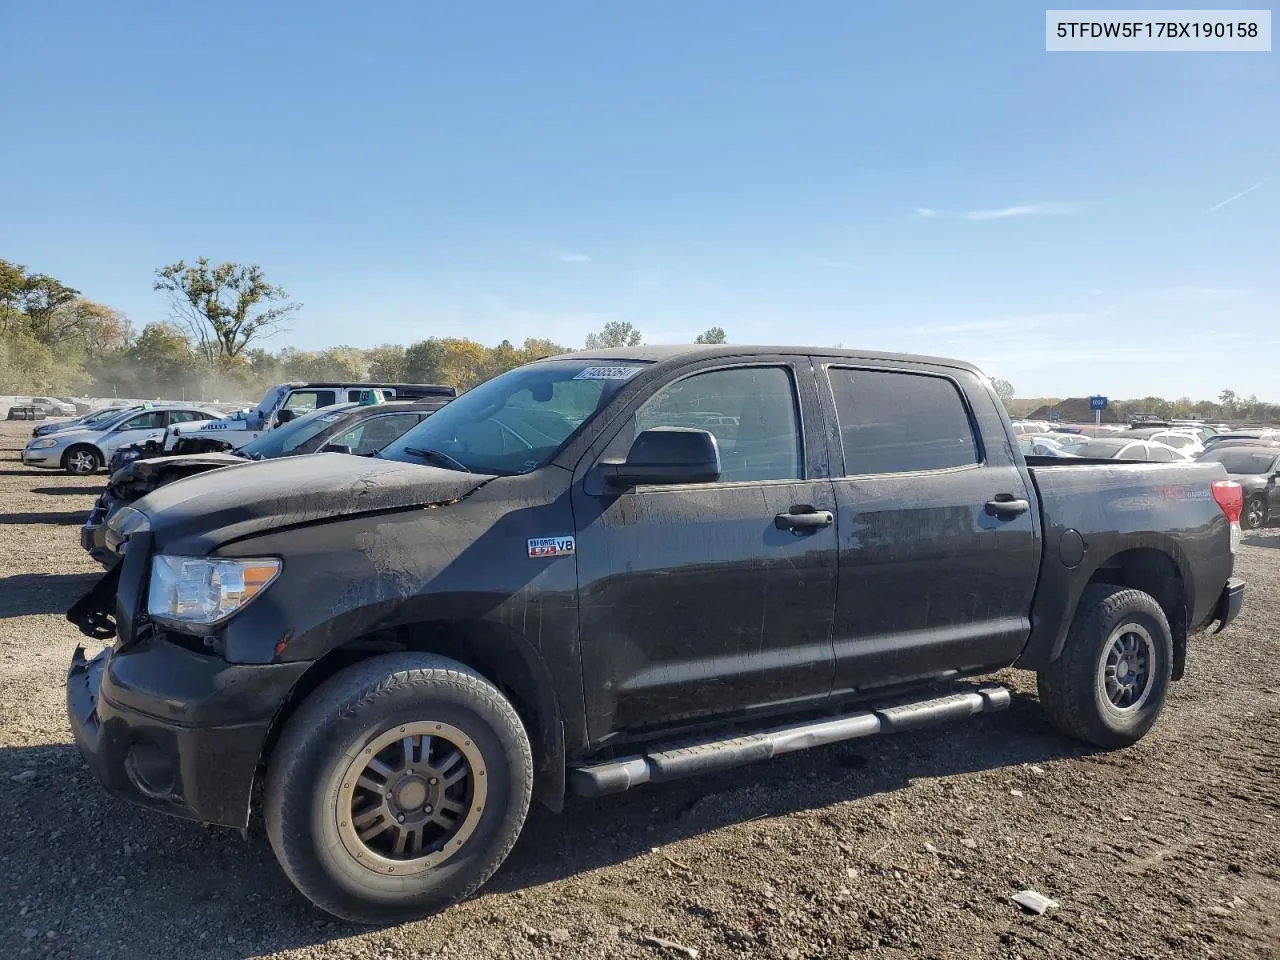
<box><xmin>1</xmin><ymin>1</ymin><xmax>1275</xmax><ymax>400</ymax></box>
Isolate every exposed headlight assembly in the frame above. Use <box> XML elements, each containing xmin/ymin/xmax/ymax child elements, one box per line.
<box><xmin>147</xmin><ymin>556</ymin><xmax>281</xmax><ymax>626</ymax></box>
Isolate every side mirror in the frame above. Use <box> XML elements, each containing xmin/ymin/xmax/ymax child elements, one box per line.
<box><xmin>275</xmin><ymin>409</ymin><xmax>296</xmax><ymax>426</ymax></box>
<box><xmin>601</xmin><ymin>427</ymin><xmax>721</xmax><ymax>487</ymax></box>
<box><xmin>321</xmin><ymin>443</ymin><xmax>353</xmax><ymax>455</ymax></box>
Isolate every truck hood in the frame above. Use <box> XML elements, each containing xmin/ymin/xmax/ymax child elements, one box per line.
<box><xmin>133</xmin><ymin>454</ymin><xmax>494</xmax><ymax>555</ymax></box>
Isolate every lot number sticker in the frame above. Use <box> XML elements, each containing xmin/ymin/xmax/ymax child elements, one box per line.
<box><xmin>573</xmin><ymin>366</ymin><xmax>642</xmax><ymax>381</ymax></box>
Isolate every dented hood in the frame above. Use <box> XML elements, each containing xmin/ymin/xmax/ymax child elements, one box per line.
<box><xmin>134</xmin><ymin>453</ymin><xmax>493</xmax><ymax>555</ymax></box>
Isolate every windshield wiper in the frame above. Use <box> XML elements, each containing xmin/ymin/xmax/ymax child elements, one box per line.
<box><xmin>402</xmin><ymin>447</ymin><xmax>471</xmax><ymax>473</ymax></box>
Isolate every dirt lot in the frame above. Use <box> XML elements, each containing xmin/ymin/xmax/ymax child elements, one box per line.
<box><xmin>0</xmin><ymin>420</ymin><xmax>1276</xmax><ymax>960</ymax></box>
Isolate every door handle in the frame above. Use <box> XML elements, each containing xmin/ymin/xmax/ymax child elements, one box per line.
<box><xmin>774</xmin><ymin>507</ymin><xmax>834</xmax><ymax>534</ymax></box>
<box><xmin>985</xmin><ymin>496</ymin><xmax>1030</xmax><ymax>518</ymax></box>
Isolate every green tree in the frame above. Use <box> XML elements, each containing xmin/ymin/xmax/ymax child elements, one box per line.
<box><xmin>403</xmin><ymin>338</ymin><xmax>448</xmax><ymax>384</ymax></box>
<box><xmin>584</xmin><ymin>321</ymin><xmax>642</xmax><ymax>349</ymax></box>
<box><xmin>366</xmin><ymin>343</ymin><xmax>407</xmax><ymax>381</ymax></box>
<box><xmin>154</xmin><ymin>258</ymin><xmax>300</xmax><ymax>360</ymax></box>
<box><xmin>695</xmin><ymin>326</ymin><xmax>727</xmax><ymax>344</ymax></box>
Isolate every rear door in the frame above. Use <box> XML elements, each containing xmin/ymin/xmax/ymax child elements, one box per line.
<box><xmin>572</xmin><ymin>358</ymin><xmax>838</xmax><ymax>744</ymax></box>
<box><xmin>816</xmin><ymin>362</ymin><xmax>1040</xmax><ymax>695</ymax></box>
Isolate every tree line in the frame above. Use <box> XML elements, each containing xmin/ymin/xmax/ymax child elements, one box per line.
<box><xmin>2</xmin><ymin>257</ymin><xmax>730</xmax><ymax>402</ymax></box>
<box><xmin>2</xmin><ymin>257</ymin><xmax>1273</xmax><ymax>422</ymax></box>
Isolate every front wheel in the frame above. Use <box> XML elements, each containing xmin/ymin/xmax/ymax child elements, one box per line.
<box><xmin>264</xmin><ymin>653</ymin><xmax>533</xmax><ymax>924</ymax></box>
<box><xmin>1243</xmin><ymin>494</ymin><xmax>1267</xmax><ymax>530</ymax></box>
<box><xmin>1037</xmin><ymin>584</ymin><xmax>1173</xmax><ymax>748</ymax></box>
<box><xmin>63</xmin><ymin>445</ymin><xmax>102</xmax><ymax>475</ymax></box>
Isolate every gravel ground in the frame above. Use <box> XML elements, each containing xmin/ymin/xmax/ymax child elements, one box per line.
<box><xmin>0</xmin><ymin>419</ymin><xmax>1276</xmax><ymax>960</ymax></box>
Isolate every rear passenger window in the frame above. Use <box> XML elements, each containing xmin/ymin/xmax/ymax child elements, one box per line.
<box><xmin>828</xmin><ymin>368</ymin><xmax>979</xmax><ymax>475</ymax></box>
<box><xmin>633</xmin><ymin>366</ymin><xmax>802</xmax><ymax>483</ymax></box>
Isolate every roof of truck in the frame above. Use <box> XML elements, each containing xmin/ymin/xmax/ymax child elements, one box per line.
<box><xmin>539</xmin><ymin>344</ymin><xmax>982</xmax><ymax>372</ymax></box>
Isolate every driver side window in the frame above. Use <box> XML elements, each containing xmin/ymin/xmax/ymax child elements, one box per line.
<box><xmin>629</xmin><ymin>366</ymin><xmax>803</xmax><ymax>483</ymax></box>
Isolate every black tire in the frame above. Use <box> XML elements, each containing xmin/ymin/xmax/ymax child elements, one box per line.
<box><xmin>1037</xmin><ymin>584</ymin><xmax>1173</xmax><ymax>748</ymax></box>
<box><xmin>1243</xmin><ymin>494</ymin><xmax>1267</xmax><ymax>531</ymax></box>
<box><xmin>264</xmin><ymin>653</ymin><xmax>533</xmax><ymax>924</ymax></box>
<box><xmin>62</xmin><ymin>445</ymin><xmax>102</xmax><ymax>475</ymax></box>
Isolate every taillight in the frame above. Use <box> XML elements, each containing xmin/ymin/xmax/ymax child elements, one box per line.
<box><xmin>1211</xmin><ymin>480</ymin><xmax>1243</xmax><ymax>523</ymax></box>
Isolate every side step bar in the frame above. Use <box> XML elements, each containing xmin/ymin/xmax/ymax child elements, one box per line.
<box><xmin>568</xmin><ymin>685</ymin><xmax>1011</xmax><ymax>798</ymax></box>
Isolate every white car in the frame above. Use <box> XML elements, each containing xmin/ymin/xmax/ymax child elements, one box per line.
<box><xmin>21</xmin><ymin>405</ymin><xmax>222</xmax><ymax>474</ymax></box>
<box><xmin>1146</xmin><ymin>429</ymin><xmax>1205</xmax><ymax>457</ymax></box>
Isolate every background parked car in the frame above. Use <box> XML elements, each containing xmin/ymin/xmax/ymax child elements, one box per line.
<box><xmin>25</xmin><ymin>396</ymin><xmax>78</xmax><ymax>416</ymax></box>
<box><xmin>1115</xmin><ymin>427</ymin><xmax>1205</xmax><ymax>457</ymax></box>
<box><xmin>21</xmin><ymin>405</ymin><xmax>222</xmax><ymax>474</ymax></box>
<box><xmin>1063</xmin><ymin>437</ymin><xmax>1190</xmax><ymax>462</ymax></box>
<box><xmin>85</xmin><ymin>400</ymin><xmax>447</xmax><ymax>564</ymax></box>
<box><xmin>110</xmin><ymin>398</ymin><xmax>447</xmax><ymax>471</ymax></box>
<box><xmin>1196</xmin><ymin>446</ymin><xmax>1280</xmax><ymax>529</ymax></box>
<box><xmin>1017</xmin><ymin>435</ymin><xmax>1078</xmax><ymax>458</ymax></box>
<box><xmin>30</xmin><ymin>403</ymin><xmax>139</xmax><ymax>439</ymax></box>
<box><xmin>1203</xmin><ymin>430</ymin><xmax>1279</xmax><ymax>452</ymax></box>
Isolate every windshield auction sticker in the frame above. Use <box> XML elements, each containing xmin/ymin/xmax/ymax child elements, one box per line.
<box><xmin>1046</xmin><ymin>10</ymin><xmax>1271</xmax><ymax>50</ymax></box>
<box><xmin>573</xmin><ymin>366</ymin><xmax>642</xmax><ymax>380</ymax></box>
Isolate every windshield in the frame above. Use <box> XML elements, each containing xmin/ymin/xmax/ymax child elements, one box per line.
<box><xmin>379</xmin><ymin>359</ymin><xmax>648</xmax><ymax>475</ymax></box>
<box><xmin>1200</xmin><ymin>449</ymin><xmax>1277</xmax><ymax>475</ymax></box>
<box><xmin>240</xmin><ymin>404</ymin><xmax>357</xmax><ymax>458</ymax></box>
<box><xmin>84</xmin><ymin>407</ymin><xmax>136</xmax><ymax>428</ymax></box>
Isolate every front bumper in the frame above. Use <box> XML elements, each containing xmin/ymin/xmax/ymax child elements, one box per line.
<box><xmin>21</xmin><ymin>450</ymin><xmax>56</xmax><ymax>466</ymax></box>
<box><xmin>80</xmin><ymin>495</ymin><xmax>117</xmax><ymax>567</ymax></box>
<box><xmin>67</xmin><ymin>638</ymin><xmax>309</xmax><ymax>828</ymax></box>
<box><xmin>1212</xmin><ymin>577</ymin><xmax>1245</xmax><ymax>633</ymax></box>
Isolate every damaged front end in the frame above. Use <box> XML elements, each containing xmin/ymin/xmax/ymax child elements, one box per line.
<box><xmin>67</xmin><ymin>563</ymin><xmax>122</xmax><ymax>641</ymax></box>
<box><xmin>82</xmin><ymin>453</ymin><xmax>246</xmax><ymax>567</ymax></box>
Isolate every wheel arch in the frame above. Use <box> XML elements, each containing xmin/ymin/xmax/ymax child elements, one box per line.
<box><xmin>258</xmin><ymin>619</ymin><xmax>566</xmax><ymax>812</ymax></box>
<box><xmin>1069</xmin><ymin>547</ymin><xmax>1188</xmax><ymax>680</ymax></box>
<box><xmin>61</xmin><ymin>441</ymin><xmax>104</xmax><ymax>470</ymax></box>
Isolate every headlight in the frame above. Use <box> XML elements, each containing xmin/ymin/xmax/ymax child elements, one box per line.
<box><xmin>147</xmin><ymin>556</ymin><xmax>281</xmax><ymax>625</ymax></box>
<box><xmin>28</xmin><ymin>437</ymin><xmax>57</xmax><ymax>449</ymax></box>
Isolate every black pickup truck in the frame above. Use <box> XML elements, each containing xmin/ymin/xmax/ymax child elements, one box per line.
<box><xmin>66</xmin><ymin>346</ymin><xmax>1245</xmax><ymax>923</ymax></box>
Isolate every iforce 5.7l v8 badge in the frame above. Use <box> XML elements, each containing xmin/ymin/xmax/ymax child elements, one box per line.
<box><xmin>528</xmin><ymin>536</ymin><xmax>575</xmax><ymax>558</ymax></box>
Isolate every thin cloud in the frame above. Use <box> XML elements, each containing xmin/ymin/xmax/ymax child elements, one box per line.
<box><xmin>962</xmin><ymin>203</ymin><xmax>1070</xmax><ymax>220</ymax></box>
<box><xmin>1205</xmin><ymin>181</ymin><xmax>1262</xmax><ymax>214</ymax></box>
<box><xmin>555</xmin><ymin>252</ymin><xmax>590</xmax><ymax>263</ymax></box>
<box><xmin>911</xmin><ymin>203</ymin><xmax>1071</xmax><ymax>221</ymax></box>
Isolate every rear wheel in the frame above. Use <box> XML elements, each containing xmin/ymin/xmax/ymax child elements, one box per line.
<box><xmin>63</xmin><ymin>445</ymin><xmax>102</xmax><ymax>475</ymax></box>
<box><xmin>265</xmin><ymin>653</ymin><xmax>533</xmax><ymax>924</ymax></box>
<box><xmin>1037</xmin><ymin>584</ymin><xmax>1173</xmax><ymax>748</ymax></box>
<box><xmin>1243</xmin><ymin>494</ymin><xmax>1267</xmax><ymax>530</ymax></box>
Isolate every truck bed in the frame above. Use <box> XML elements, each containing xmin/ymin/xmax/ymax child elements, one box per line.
<box><xmin>1016</xmin><ymin>457</ymin><xmax>1235</xmax><ymax>671</ymax></box>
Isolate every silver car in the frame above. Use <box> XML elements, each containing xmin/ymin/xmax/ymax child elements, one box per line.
<box><xmin>21</xmin><ymin>405</ymin><xmax>222</xmax><ymax>474</ymax></box>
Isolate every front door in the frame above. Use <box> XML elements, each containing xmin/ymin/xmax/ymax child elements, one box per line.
<box><xmin>103</xmin><ymin>409</ymin><xmax>168</xmax><ymax>457</ymax></box>
<box><xmin>572</xmin><ymin>360</ymin><xmax>838</xmax><ymax>745</ymax></box>
<box><xmin>817</xmin><ymin>363</ymin><xmax>1041</xmax><ymax>695</ymax></box>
